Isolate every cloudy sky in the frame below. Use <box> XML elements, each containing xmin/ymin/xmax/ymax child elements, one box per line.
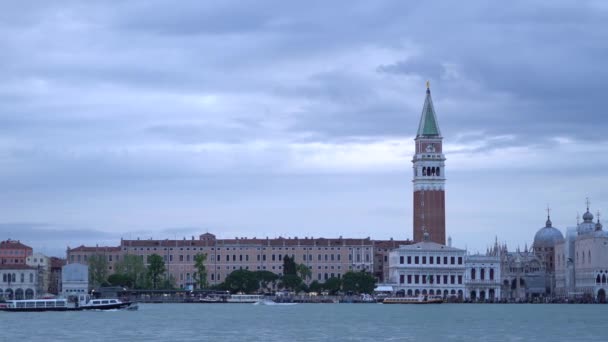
<box><xmin>1</xmin><ymin>1</ymin><xmax>607</xmax><ymax>257</ymax></box>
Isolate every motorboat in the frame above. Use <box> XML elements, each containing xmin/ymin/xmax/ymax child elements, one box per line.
<box><xmin>0</xmin><ymin>294</ymin><xmax>137</xmax><ymax>312</ymax></box>
<box><xmin>255</xmin><ymin>299</ymin><xmax>298</xmax><ymax>306</ymax></box>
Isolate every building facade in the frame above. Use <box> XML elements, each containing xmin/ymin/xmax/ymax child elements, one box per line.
<box><xmin>0</xmin><ymin>239</ymin><xmax>33</xmax><ymax>265</ymax></box>
<box><xmin>67</xmin><ymin>234</ymin><xmax>411</xmax><ymax>289</ymax></box>
<box><xmin>26</xmin><ymin>252</ymin><xmax>50</xmax><ymax>296</ymax></box>
<box><xmin>465</xmin><ymin>254</ymin><xmax>501</xmax><ymax>301</ymax></box>
<box><xmin>0</xmin><ymin>264</ymin><xmax>38</xmax><ymax>300</ymax></box>
<box><xmin>555</xmin><ymin>202</ymin><xmax>608</xmax><ymax>301</ymax></box>
<box><xmin>412</xmin><ymin>83</ymin><xmax>446</xmax><ymax>244</ymax></box>
<box><xmin>62</xmin><ymin>263</ymin><xmax>89</xmax><ymax>296</ymax></box>
<box><xmin>388</xmin><ymin>234</ymin><xmax>465</xmax><ymax>298</ymax></box>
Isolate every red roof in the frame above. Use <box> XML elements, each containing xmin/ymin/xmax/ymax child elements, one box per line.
<box><xmin>0</xmin><ymin>239</ymin><xmax>33</xmax><ymax>250</ymax></box>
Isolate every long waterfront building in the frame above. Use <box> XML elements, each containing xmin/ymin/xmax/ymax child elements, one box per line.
<box><xmin>67</xmin><ymin>233</ymin><xmax>411</xmax><ymax>289</ymax></box>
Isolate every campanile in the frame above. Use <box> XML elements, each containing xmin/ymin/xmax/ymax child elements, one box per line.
<box><xmin>412</xmin><ymin>82</ymin><xmax>446</xmax><ymax>244</ymax></box>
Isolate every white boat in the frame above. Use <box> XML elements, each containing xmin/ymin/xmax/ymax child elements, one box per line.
<box><xmin>226</xmin><ymin>294</ymin><xmax>264</xmax><ymax>303</ymax></box>
<box><xmin>0</xmin><ymin>294</ymin><xmax>137</xmax><ymax>312</ymax></box>
<box><xmin>383</xmin><ymin>295</ymin><xmax>443</xmax><ymax>304</ymax></box>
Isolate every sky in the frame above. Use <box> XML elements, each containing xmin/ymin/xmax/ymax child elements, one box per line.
<box><xmin>1</xmin><ymin>1</ymin><xmax>607</xmax><ymax>257</ymax></box>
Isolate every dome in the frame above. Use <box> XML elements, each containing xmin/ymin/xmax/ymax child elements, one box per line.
<box><xmin>583</xmin><ymin>210</ymin><xmax>594</xmax><ymax>222</ymax></box>
<box><xmin>534</xmin><ymin>226</ymin><xmax>565</xmax><ymax>248</ymax></box>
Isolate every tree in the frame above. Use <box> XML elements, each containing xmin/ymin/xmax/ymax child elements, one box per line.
<box><xmin>254</xmin><ymin>270</ymin><xmax>279</xmax><ymax>292</ymax></box>
<box><xmin>88</xmin><ymin>254</ymin><xmax>109</xmax><ymax>288</ymax></box>
<box><xmin>147</xmin><ymin>254</ymin><xmax>166</xmax><ymax>290</ymax></box>
<box><xmin>342</xmin><ymin>271</ymin><xmax>376</xmax><ymax>294</ymax></box>
<box><xmin>309</xmin><ymin>280</ymin><xmax>323</xmax><ymax>293</ymax></box>
<box><xmin>221</xmin><ymin>269</ymin><xmax>259</xmax><ymax>294</ymax></box>
<box><xmin>194</xmin><ymin>253</ymin><xmax>208</xmax><ymax>289</ymax></box>
<box><xmin>280</xmin><ymin>274</ymin><xmax>303</xmax><ymax>291</ymax></box>
<box><xmin>323</xmin><ymin>277</ymin><xmax>342</xmax><ymax>295</ymax></box>
<box><xmin>159</xmin><ymin>274</ymin><xmax>177</xmax><ymax>290</ymax></box>
<box><xmin>296</xmin><ymin>264</ymin><xmax>312</xmax><ymax>282</ymax></box>
<box><xmin>107</xmin><ymin>273</ymin><xmax>133</xmax><ymax>287</ymax></box>
<box><xmin>282</xmin><ymin>255</ymin><xmax>297</xmax><ymax>276</ymax></box>
<box><xmin>114</xmin><ymin>254</ymin><xmax>148</xmax><ymax>289</ymax></box>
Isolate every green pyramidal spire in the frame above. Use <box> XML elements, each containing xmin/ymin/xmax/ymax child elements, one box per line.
<box><xmin>416</xmin><ymin>83</ymin><xmax>441</xmax><ymax>137</ymax></box>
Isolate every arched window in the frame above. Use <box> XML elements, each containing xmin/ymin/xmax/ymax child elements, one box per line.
<box><xmin>431</xmin><ymin>167</ymin><xmax>435</xmax><ymax>176</ymax></box>
<box><xmin>29</xmin><ymin>273</ymin><xmax>33</xmax><ymax>283</ymax></box>
<box><xmin>471</xmin><ymin>268</ymin><xmax>476</xmax><ymax>280</ymax></box>
<box><xmin>597</xmin><ymin>274</ymin><xmax>601</xmax><ymax>284</ymax></box>
<box><xmin>603</xmin><ymin>274</ymin><xmax>607</xmax><ymax>284</ymax></box>
<box><xmin>422</xmin><ymin>167</ymin><xmax>426</xmax><ymax>176</ymax></box>
<box><xmin>436</xmin><ymin>167</ymin><xmax>440</xmax><ymax>176</ymax></box>
<box><xmin>480</xmin><ymin>268</ymin><xmax>485</xmax><ymax>280</ymax></box>
<box><xmin>489</xmin><ymin>268</ymin><xmax>494</xmax><ymax>280</ymax></box>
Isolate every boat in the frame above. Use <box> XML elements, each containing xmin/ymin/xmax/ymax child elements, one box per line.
<box><xmin>255</xmin><ymin>299</ymin><xmax>298</xmax><ymax>306</ymax></box>
<box><xmin>0</xmin><ymin>299</ymin><xmax>73</xmax><ymax>312</ymax></box>
<box><xmin>0</xmin><ymin>295</ymin><xmax>137</xmax><ymax>312</ymax></box>
<box><xmin>382</xmin><ymin>295</ymin><xmax>443</xmax><ymax>304</ymax></box>
<box><xmin>225</xmin><ymin>294</ymin><xmax>264</xmax><ymax>303</ymax></box>
<box><xmin>198</xmin><ymin>296</ymin><xmax>222</xmax><ymax>303</ymax></box>
<box><xmin>79</xmin><ymin>298</ymin><xmax>137</xmax><ymax>311</ymax></box>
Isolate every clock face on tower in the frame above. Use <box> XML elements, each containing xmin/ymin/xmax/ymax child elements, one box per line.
<box><xmin>425</xmin><ymin>143</ymin><xmax>436</xmax><ymax>153</ymax></box>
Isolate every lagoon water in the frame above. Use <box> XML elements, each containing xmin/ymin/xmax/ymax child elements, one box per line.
<box><xmin>2</xmin><ymin>303</ymin><xmax>606</xmax><ymax>341</ymax></box>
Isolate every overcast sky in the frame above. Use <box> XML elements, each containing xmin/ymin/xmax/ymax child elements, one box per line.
<box><xmin>1</xmin><ymin>1</ymin><xmax>607</xmax><ymax>257</ymax></box>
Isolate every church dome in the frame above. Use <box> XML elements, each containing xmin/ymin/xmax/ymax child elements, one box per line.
<box><xmin>583</xmin><ymin>210</ymin><xmax>594</xmax><ymax>222</ymax></box>
<box><xmin>534</xmin><ymin>218</ymin><xmax>565</xmax><ymax>248</ymax></box>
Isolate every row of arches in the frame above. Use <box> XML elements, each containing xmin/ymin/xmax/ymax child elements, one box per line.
<box><xmin>469</xmin><ymin>289</ymin><xmax>497</xmax><ymax>301</ymax></box>
<box><xmin>0</xmin><ymin>288</ymin><xmax>35</xmax><ymax>300</ymax></box>
<box><xmin>596</xmin><ymin>274</ymin><xmax>607</xmax><ymax>284</ymax></box>
<box><xmin>422</xmin><ymin>167</ymin><xmax>440</xmax><ymax>177</ymax></box>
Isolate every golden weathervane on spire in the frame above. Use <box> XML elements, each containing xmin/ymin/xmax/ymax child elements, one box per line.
<box><xmin>426</xmin><ymin>80</ymin><xmax>430</xmax><ymax>89</ymax></box>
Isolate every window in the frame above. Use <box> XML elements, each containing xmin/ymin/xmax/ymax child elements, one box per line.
<box><xmin>400</xmin><ymin>275</ymin><xmax>405</xmax><ymax>284</ymax></box>
<box><xmin>480</xmin><ymin>269</ymin><xmax>485</xmax><ymax>280</ymax></box>
<box><xmin>458</xmin><ymin>275</ymin><xmax>462</xmax><ymax>284</ymax></box>
<box><xmin>450</xmin><ymin>257</ymin><xmax>455</xmax><ymax>265</ymax></box>
<box><xmin>458</xmin><ymin>257</ymin><xmax>463</xmax><ymax>265</ymax></box>
<box><xmin>407</xmin><ymin>275</ymin><xmax>412</xmax><ymax>284</ymax></box>
<box><xmin>415</xmin><ymin>256</ymin><xmax>419</xmax><ymax>264</ymax></box>
<box><xmin>429</xmin><ymin>256</ymin><xmax>434</xmax><ymax>264</ymax></box>
<box><xmin>490</xmin><ymin>269</ymin><xmax>494</xmax><ymax>280</ymax></box>
<box><xmin>443</xmin><ymin>275</ymin><xmax>448</xmax><ymax>284</ymax></box>
<box><xmin>444</xmin><ymin>256</ymin><xmax>448</xmax><ymax>264</ymax></box>
<box><xmin>437</xmin><ymin>256</ymin><xmax>441</xmax><ymax>265</ymax></box>
<box><xmin>450</xmin><ymin>275</ymin><xmax>455</xmax><ymax>284</ymax></box>
<box><xmin>414</xmin><ymin>275</ymin><xmax>420</xmax><ymax>284</ymax></box>
<box><xmin>422</xmin><ymin>275</ymin><xmax>426</xmax><ymax>284</ymax></box>
<box><xmin>422</xmin><ymin>256</ymin><xmax>426</xmax><ymax>264</ymax></box>
<box><xmin>179</xmin><ymin>255</ymin><xmax>184</xmax><ymax>262</ymax></box>
<box><xmin>272</xmin><ymin>254</ymin><xmax>276</xmax><ymax>261</ymax></box>
<box><xmin>400</xmin><ymin>256</ymin><xmax>404</xmax><ymax>264</ymax></box>
<box><xmin>471</xmin><ymin>269</ymin><xmax>476</xmax><ymax>280</ymax></box>
<box><xmin>407</xmin><ymin>256</ymin><xmax>412</xmax><ymax>264</ymax></box>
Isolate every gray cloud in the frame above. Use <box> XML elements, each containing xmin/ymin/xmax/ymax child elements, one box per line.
<box><xmin>0</xmin><ymin>0</ymin><xmax>606</xmax><ymax>255</ymax></box>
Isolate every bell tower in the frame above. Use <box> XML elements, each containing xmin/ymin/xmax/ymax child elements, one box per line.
<box><xmin>412</xmin><ymin>82</ymin><xmax>446</xmax><ymax>244</ymax></box>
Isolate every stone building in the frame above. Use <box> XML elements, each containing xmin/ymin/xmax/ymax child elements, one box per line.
<box><xmin>26</xmin><ymin>252</ymin><xmax>50</xmax><ymax>296</ymax></box>
<box><xmin>67</xmin><ymin>234</ymin><xmax>410</xmax><ymax>289</ymax></box>
<box><xmin>465</xmin><ymin>254</ymin><xmax>501</xmax><ymax>301</ymax></box>
<box><xmin>388</xmin><ymin>233</ymin><xmax>466</xmax><ymax>298</ymax></box>
<box><xmin>62</xmin><ymin>263</ymin><xmax>89</xmax><ymax>296</ymax></box>
<box><xmin>532</xmin><ymin>211</ymin><xmax>564</xmax><ymax>296</ymax></box>
<box><xmin>0</xmin><ymin>239</ymin><xmax>33</xmax><ymax>265</ymax></box>
<box><xmin>555</xmin><ymin>201</ymin><xmax>608</xmax><ymax>301</ymax></box>
<box><xmin>0</xmin><ymin>264</ymin><xmax>38</xmax><ymax>300</ymax></box>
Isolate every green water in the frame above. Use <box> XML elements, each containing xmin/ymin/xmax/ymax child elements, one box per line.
<box><xmin>1</xmin><ymin>303</ymin><xmax>605</xmax><ymax>341</ymax></box>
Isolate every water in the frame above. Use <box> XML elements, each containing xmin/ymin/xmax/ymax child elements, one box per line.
<box><xmin>1</xmin><ymin>303</ymin><xmax>605</xmax><ymax>341</ymax></box>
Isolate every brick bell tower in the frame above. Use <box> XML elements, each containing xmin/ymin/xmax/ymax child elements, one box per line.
<box><xmin>412</xmin><ymin>82</ymin><xmax>446</xmax><ymax>244</ymax></box>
